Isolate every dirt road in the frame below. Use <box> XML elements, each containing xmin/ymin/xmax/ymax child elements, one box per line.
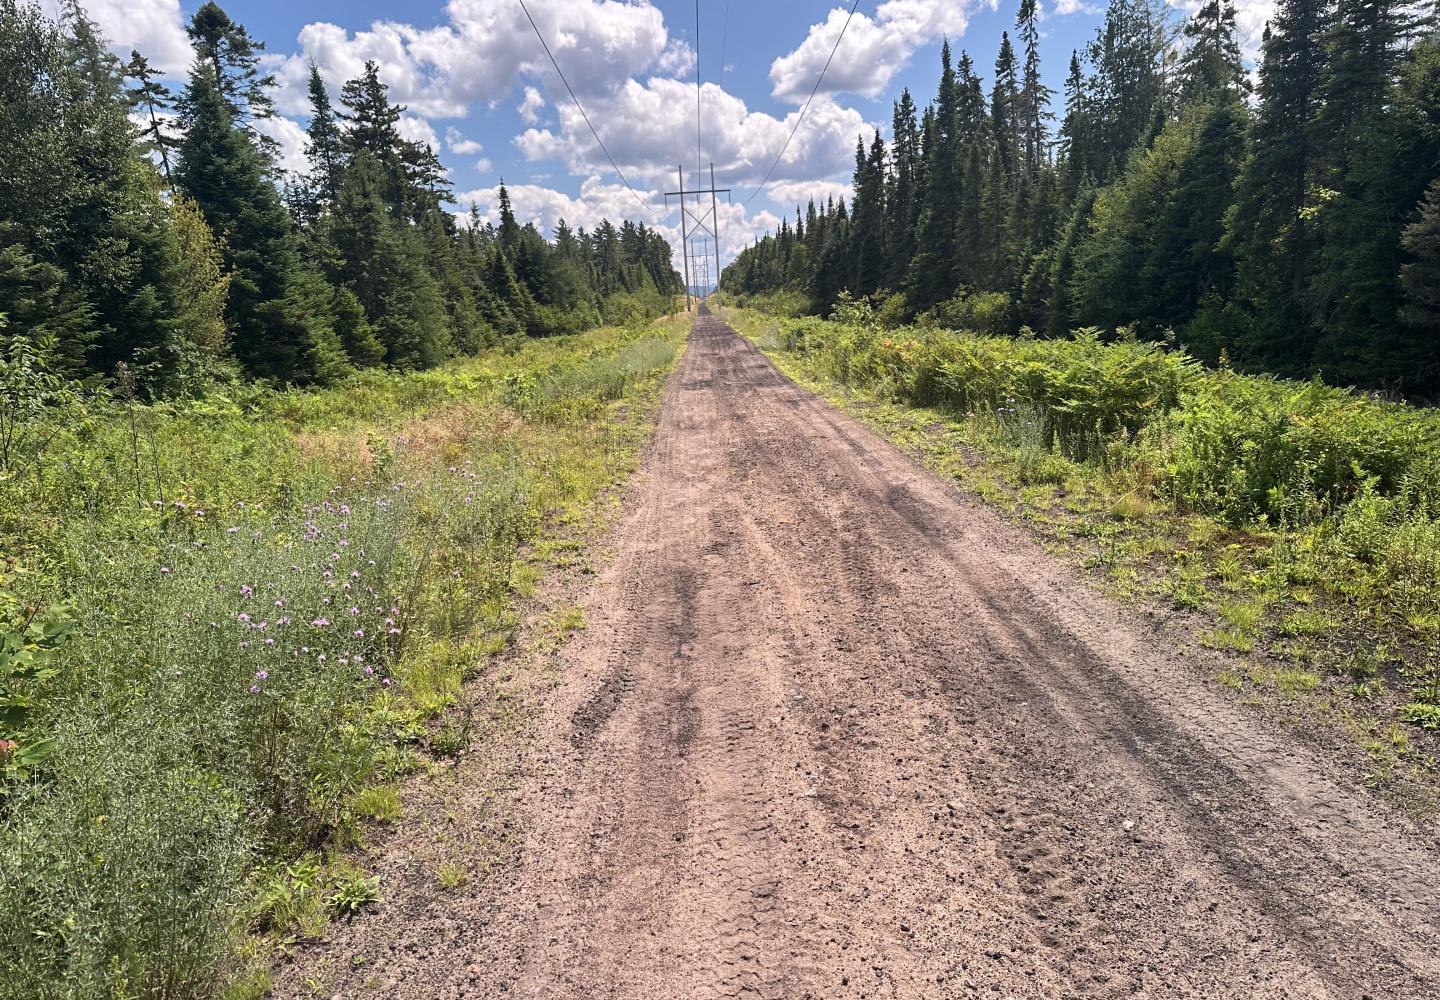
<box><xmin>286</xmin><ymin>313</ymin><xmax>1440</xmax><ymax>999</ymax></box>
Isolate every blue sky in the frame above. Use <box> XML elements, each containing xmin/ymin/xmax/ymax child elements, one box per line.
<box><xmin>75</xmin><ymin>0</ymin><xmax>1272</xmax><ymax>265</ymax></box>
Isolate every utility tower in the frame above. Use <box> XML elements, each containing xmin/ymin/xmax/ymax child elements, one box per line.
<box><xmin>665</xmin><ymin>163</ymin><xmax>729</xmax><ymax>311</ymax></box>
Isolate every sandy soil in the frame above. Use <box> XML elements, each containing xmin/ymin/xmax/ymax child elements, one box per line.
<box><xmin>275</xmin><ymin>311</ymin><xmax>1440</xmax><ymax>999</ymax></box>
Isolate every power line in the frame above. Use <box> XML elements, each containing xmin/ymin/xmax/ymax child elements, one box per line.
<box><xmin>694</xmin><ymin>0</ymin><xmax>703</xmax><ymax>180</ymax></box>
<box><xmin>718</xmin><ymin>0</ymin><xmax>731</xmax><ymax>95</ymax></box>
<box><xmin>515</xmin><ymin>0</ymin><xmax>656</xmax><ymax>221</ymax></box>
<box><xmin>741</xmin><ymin>0</ymin><xmax>862</xmax><ymax>206</ymax></box>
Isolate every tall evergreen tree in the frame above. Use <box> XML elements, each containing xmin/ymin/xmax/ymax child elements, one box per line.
<box><xmin>1178</xmin><ymin>0</ymin><xmax>1249</xmax><ymax>102</ymax></box>
<box><xmin>184</xmin><ymin>2</ymin><xmax>278</xmax><ymax>158</ymax></box>
<box><xmin>907</xmin><ymin>42</ymin><xmax>963</xmax><ymax>307</ymax></box>
<box><xmin>993</xmin><ymin>33</ymin><xmax>1023</xmax><ymax>185</ymax></box>
<box><xmin>123</xmin><ymin>51</ymin><xmax>177</xmax><ymax>185</ymax></box>
<box><xmin>850</xmin><ymin>132</ymin><xmax>888</xmax><ymax>295</ymax></box>
<box><xmin>887</xmin><ymin>90</ymin><xmax>923</xmax><ymax>286</ymax></box>
<box><xmin>1017</xmin><ymin>0</ymin><xmax>1055</xmax><ymax>177</ymax></box>
<box><xmin>303</xmin><ymin>65</ymin><xmax>346</xmax><ymax>215</ymax></box>
<box><xmin>1227</xmin><ymin>0</ymin><xmax>1331</xmax><ymax>372</ymax></box>
<box><xmin>176</xmin><ymin>63</ymin><xmax>344</xmax><ymax>382</ymax></box>
<box><xmin>1</xmin><ymin>0</ymin><xmax>184</xmax><ymax>381</ymax></box>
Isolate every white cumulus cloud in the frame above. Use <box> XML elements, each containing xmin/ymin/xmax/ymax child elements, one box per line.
<box><xmin>769</xmin><ymin>0</ymin><xmax>978</xmax><ymax>103</ymax></box>
<box><xmin>446</xmin><ymin>126</ymin><xmax>483</xmax><ymax>155</ymax></box>
<box><xmin>518</xmin><ymin>86</ymin><xmax>546</xmax><ymax>125</ymax></box>
<box><xmin>51</xmin><ymin>0</ymin><xmax>192</xmax><ymax>76</ymax></box>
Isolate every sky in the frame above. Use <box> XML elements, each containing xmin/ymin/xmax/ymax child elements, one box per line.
<box><xmin>71</xmin><ymin>0</ymin><xmax>1273</xmax><ymax>270</ymax></box>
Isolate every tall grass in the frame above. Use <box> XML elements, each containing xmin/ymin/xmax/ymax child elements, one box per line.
<box><xmin>0</xmin><ymin>320</ymin><xmax>682</xmax><ymax>998</ymax></box>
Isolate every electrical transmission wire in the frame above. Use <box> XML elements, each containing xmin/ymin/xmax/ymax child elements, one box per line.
<box><xmin>694</xmin><ymin>0</ymin><xmax>703</xmax><ymax>180</ymax></box>
<box><xmin>740</xmin><ymin>0</ymin><xmax>862</xmax><ymax>206</ymax></box>
<box><xmin>516</xmin><ymin>0</ymin><xmax>656</xmax><ymax>221</ymax></box>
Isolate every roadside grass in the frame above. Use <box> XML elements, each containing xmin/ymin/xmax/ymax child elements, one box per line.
<box><xmin>726</xmin><ymin>303</ymin><xmax>1440</xmax><ymax>801</ymax></box>
<box><xmin>0</xmin><ymin>317</ymin><xmax>687</xmax><ymax>998</ymax></box>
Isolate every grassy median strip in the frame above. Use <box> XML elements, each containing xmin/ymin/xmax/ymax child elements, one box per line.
<box><xmin>0</xmin><ymin>316</ymin><xmax>686</xmax><ymax>999</ymax></box>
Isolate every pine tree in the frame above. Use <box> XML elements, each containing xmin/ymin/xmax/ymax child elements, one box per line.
<box><xmin>184</xmin><ymin>2</ymin><xmax>278</xmax><ymax>158</ymax></box>
<box><xmin>123</xmin><ymin>50</ymin><xmax>178</xmax><ymax>185</ymax></box>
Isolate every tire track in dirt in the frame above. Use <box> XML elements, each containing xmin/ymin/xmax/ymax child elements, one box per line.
<box><xmin>280</xmin><ymin>311</ymin><xmax>1440</xmax><ymax>999</ymax></box>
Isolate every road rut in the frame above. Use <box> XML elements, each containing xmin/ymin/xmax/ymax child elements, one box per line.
<box><xmin>291</xmin><ymin>313</ymin><xmax>1440</xmax><ymax>999</ymax></box>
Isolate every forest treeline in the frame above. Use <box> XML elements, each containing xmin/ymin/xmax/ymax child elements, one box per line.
<box><xmin>722</xmin><ymin>0</ymin><xmax>1440</xmax><ymax>394</ymax></box>
<box><xmin>0</xmin><ymin>0</ymin><xmax>682</xmax><ymax>394</ymax></box>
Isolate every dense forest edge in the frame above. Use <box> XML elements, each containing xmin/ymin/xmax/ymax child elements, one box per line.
<box><xmin>1</xmin><ymin>0</ymin><xmax>684</xmax><ymax>397</ymax></box>
<box><xmin>721</xmin><ymin>0</ymin><xmax>1440</xmax><ymax>396</ymax></box>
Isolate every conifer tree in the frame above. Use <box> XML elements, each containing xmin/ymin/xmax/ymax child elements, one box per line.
<box><xmin>907</xmin><ymin>42</ymin><xmax>962</xmax><ymax>307</ymax></box>
<box><xmin>1400</xmin><ymin>178</ymin><xmax>1440</xmax><ymax>346</ymax></box>
<box><xmin>303</xmin><ymin>65</ymin><xmax>346</xmax><ymax>214</ymax></box>
<box><xmin>1178</xmin><ymin>0</ymin><xmax>1249</xmax><ymax>102</ymax></box>
<box><xmin>176</xmin><ymin>63</ymin><xmax>344</xmax><ymax>382</ymax></box>
<box><xmin>850</xmin><ymin>132</ymin><xmax>888</xmax><ymax>295</ymax></box>
<box><xmin>123</xmin><ymin>50</ymin><xmax>178</xmax><ymax>185</ymax></box>
<box><xmin>1227</xmin><ymin>0</ymin><xmax>1331</xmax><ymax>371</ymax></box>
<box><xmin>184</xmin><ymin>2</ymin><xmax>278</xmax><ymax>158</ymax></box>
<box><xmin>2</xmin><ymin>0</ymin><xmax>183</xmax><ymax>381</ymax></box>
<box><xmin>1017</xmin><ymin>0</ymin><xmax>1055</xmax><ymax>177</ymax></box>
<box><xmin>887</xmin><ymin>90</ymin><xmax>923</xmax><ymax>286</ymax></box>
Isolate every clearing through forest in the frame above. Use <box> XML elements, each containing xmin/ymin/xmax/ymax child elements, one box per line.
<box><xmin>281</xmin><ymin>311</ymin><xmax>1440</xmax><ymax>999</ymax></box>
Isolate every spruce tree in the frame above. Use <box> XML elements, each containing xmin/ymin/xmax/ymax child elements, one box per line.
<box><xmin>303</xmin><ymin>65</ymin><xmax>346</xmax><ymax>215</ymax></box>
<box><xmin>1399</xmin><ymin>178</ymin><xmax>1440</xmax><ymax>356</ymax></box>
<box><xmin>1</xmin><ymin>0</ymin><xmax>184</xmax><ymax>381</ymax></box>
<box><xmin>328</xmin><ymin>151</ymin><xmax>450</xmax><ymax>367</ymax></box>
<box><xmin>887</xmin><ymin>90</ymin><xmax>923</xmax><ymax>287</ymax></box>
<box><xmin>850</xmin><ymin>132</ymin><xmax>888</xmax><ymax>296</ymax></box>
<box><xmin>1060</xmin><ymin>53</ymin><xmax>1093</xmax><ymax>200</ymax></box>
<box><xmin>907</xmin><ymin>42</ymin><xmax>962</xmax><ymax>308</ymax></box>
<box><xmin>177</xmin><ymin>64</ymin><xmax>344</xmax><ymax>382</ymax></box>
<box><xmin>1227</xmin><ymin>0</ymin><xmax>1331</xmax><ymax>372</ymax></box>
<box><xmin>1178</xmin><ymin>0</ymin><xmax>1249</xmax><ymax>102</ymax></box>
<box><xmin>992</xmin><ymin>34</ymin><xmax>1023</xmax><ymax>185</ymax></box>
<box><xmin>1017</xmin><ymin>0</ymin><xmax>1055</xmax><ymax>178</ymax></box>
